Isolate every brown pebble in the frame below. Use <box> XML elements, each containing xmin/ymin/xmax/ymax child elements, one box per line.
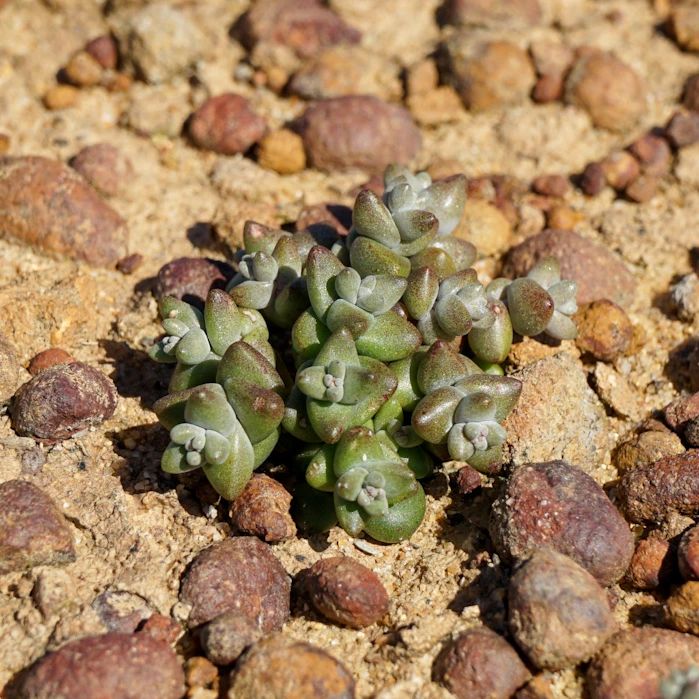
<box><xmin>139</xmin><ymin>613</ymin><xmax>182</xmax><ymax>645</ymax></box>
<box><xmin>189</xmin><ymin>94</ymin><xmax>267</xmax><ymax>156</ymax></box>
<box><xmin>613</xmin><ymin>429</ymin><xmax>684</xmax><ymax>473</ymax></box>
<box><xmin>600</xmin><ymin>151</ymin><xmax>640</xmax><ymax>190</ymax></box>
<box><xmin>0</xmin><ymin>480</ymin><xmax>75</xmax><ymax>575</ymax></box>
<box><xmin>155</xmin><ymin>257</ymin><xmax>233</xmax><ymax>309</ymax></box>
<box><xmin>455</xmin><ymin>464</ymin><xmax>484</xmax><ymax>495</ymax></box>
<box><xmin>679</xmin><ymin>525</ymin><xmax>699</xmax><ymax>580</ymax></box>
<box><xmin>85</xmin><ymin>35</ymin><xmax>118</xmax><ymax>70</ymax></box>
<box><xmin>565</xmin><ymin>50</ymin><xmax>646</xmax><ymax>132</ymax></box>
<box><xmin>667</xmin><ymin>581</ymin><xmax>699</xmax><ymax>635</ymax></box>
<box><xmin>0</xmin><ymin>156</ymin><xmax>128</xmax><ymax>267</ymax></box>
<box><xmin>64</xmin><ymin>50</ymin><xmax>103</xmax><ymax>88</ymax></box>
<box><xmin>442</xmin><ymin>38</ymin><xmax>536</xmax><ymax>112</ymax></box>
<box><xmin>228</xmin><ymin>634</ymin><xmax>355</xmax><ymax>699</ymax></box>
<box><xmin>628</xmin><ymin>133</ymin><xmax>672</xmax><ymax>176</ymax></box>
<box><xmin>15</xmin><ymin>633</ymin><xmax>185</xmax><ymax>699</ymax></box>
<box><xmin>665</xmin><ymin>392</ymin><xmax>699</xmax><ymax>431</ymax></box>
<box><xmin>92</xmin><ymin>590</ymin><xmax>152</xmax><ymax>634</ymax></box>
<box><xmin>546</xmin><ymin>205</ymin><xmax>583</xmax><ymax>230</ymax></box>
<box><xmin>618</xmin><ymin>450</ymin><xmax>699</xmax><ymax>523</ymax></box>
<box><xmin>490</xmin><ymin>461</ymin><xmax>634</xmax><ymax>585</ymax></box>
<box><xmin>666</xmin><ymin>110</ymin><xmax>699</xmax><ymax>148</ymax></box>
<box><xmin>0</xmin><ymin>133</ymin><xmax>9</xmax><ymax>154</ymax></box>
<box><xmin>587</xmin><ymin>627</ymin><xmax>699</xmax><ymax>699</ymax></box>
<box><xmin>508</xmin><ymin>549</ymin><xmax>615</xmax><ymax>670</ymax></box>
<box><xmin>574</xmin><ymin>299</ymin><xmax>633</xmax><ymax>361</ymax></box>
<box><xmin>28</xmin><ymin>348</ymin><xmax>75</xmax><ymax>375</ymax></box>
<box><xmin>297</xmin><ymin>556</ymin><xmax>389</xmax><ymax>629</ymax></box>
<box><xmin>532</xmin><ymin>73</ymin><xmax>564</xmax><ymax>103</ymax></box>
<box><xmin>256</xmin><ymin>128</ymin><xmax>306</xmax><ymax>175</ymax></box>
<box><xmin>103</xmin><ymin>71</ymin><xmax>132</xmax><ymax>93</ymax></box>
<box><xmin>230</xmin><ymin>474</ymin><xmax>296</xmax><ymax>543</ymax></box>
<box><xmin>406</xmin><ymin>58</ymin><xmax>439</xmax><ymax>96</ymax></box>
<box><xmin>626</xmin><ymin>535</ymin><xmax>676</xmax><ymax>589</ymax></box>
<box><xmin>70</xmin><ymin>143</ymin><xmax>133</xmax><ymax>197</ymax></box>
<box><xmin>116</xmin><ymin>253</ymin><xmax>144</xmax><ymax>275</ymax></box>
<box><xmin>529</xmin><ymin>39</ymin><xmax>574</xmax><ymax>77</ymax></box>
<box><xmin>579</xmin><ymin>161</ymin><xmax>606</xmax><ymax>195</ymax></box>
<box><xmin>297</xmin><ymin>95</ymin><xmax>421</xmax><ymax>173</ymax></box>
<box><xmin>185</xmin><ymin>656</ymin><xmax>218</xmax><ymax>690</ymax></box>
<box><xmin>671</xmin><ymin>4</ymin><xmax>699</xmax><ymax>51</ymax></box>
<box><xmin>625</xmin><ymin>173</ymin><xmax>659</xmax><ymax>203</ymax></box>
<box><xmin>43</xmin><ymin>84</ymin><xmax>79</xmax><ymax>110</ymax></box>
<box><xmin>235</xmin><ymin>0</ymin><xmax>361</xmax><ymax>60</ymax></box>
<box><xmin>433</xmin><ymin>627</ymin><xmax>530</xmax><ymax>699</ymax></box>
<box><xmin>199</xmin><ymin>612</ymin><xmax>262</xmax><ymax>666</ymax></box>
<box><xmin>532</xmin><ymin>174</ymin><xmax>569</xmax><ymax>198</ymax></box>
<box><xmin>440</xmin><ymin>0</ymin><xmax>542</xmax><ymax>28</ymax></box>
<box><xmin>502</xmin><ymin>229</ymin><xmax>637</xmax><ymax>308</ymax></box>
<box><xmin>180</xmin><ymin>537</ymin><xmax>290</xmax><ymax>628</ymax></box>
<box><xmin>11</xmin><ymin>362</ymin><xmax>117</xmax><ymax>442</ymax></box>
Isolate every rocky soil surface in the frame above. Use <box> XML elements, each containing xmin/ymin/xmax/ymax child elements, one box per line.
<box><xmin>4</xmin><ymin>0</ymin><xmax>699</xmax><ymax>698</ymax></box>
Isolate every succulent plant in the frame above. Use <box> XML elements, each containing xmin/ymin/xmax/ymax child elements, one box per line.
<box><xmin>148</xmin><ymin>165</ymin><xmax>578</xmax><ymax>543</ymax></box>
<box><xmin>661</xmin><ymin>666</ymin><xmax>699</xmax><ymax>699</ymax></box>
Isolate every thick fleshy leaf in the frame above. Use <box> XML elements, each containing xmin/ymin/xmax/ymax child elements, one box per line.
<box><xmin>229</xmin><ymin>280</ymin><xmax>274</xmax><ymax>310</ymax></box>
<box><xmin>352</xmin><ymin>189</ymin><xmax>401</xmax><ymax>247</ymax></box>
<box><xmin>217</xmin><ymin>341</ymin><xmax>283</xmax><ymax>393</ymax></box>
<box><xmin>148</xmin><ymin>342</ymin><xmax>177</xmax><ymax>364</ymax></box>
<box><xmin>355</xmin><ymin>311</ymin><xmax>422</xmax><ymax>362</ymax></box>
<box><xmin>314</xmin><ymin>327</ymin><xmax>361</xmax><ymax>368</ymax></box>
<box><xmin>356</xmin><ymin>275</ymin><xmax>407</xmax><ymax>314</ymax></box>
<box><xmin>153</xmin><ymin>387</ymin><xmax>199</xmax><ymax>429</ymax></box>
<box><xmin>388</xmin><ymin>352</ymin><xmax>424</xmax><ymax>411</ymax></box>
<box><xmin>306</xmin><ymin>245</ymin><xmax>345</xmax><ymax>320</ymax></box>
<box><xmin>416</xmin><ymin>341</ymin><xmax>480</xmax><ymax>394</ymax></box>
<box><xmin>506</xmin><ymin>278</ymin><xmax>555</xmax><ymax>337</ymax></box>
<box><xmin>372</xmin><ymin>396</ymin><xmax>403</xmax><ymax>433</ymax></box>
<box><xmin>282</xmin><ymin>386</ymin><xmax>320</xmax><ymax>442</ymax></box>
<box><xmin>411</xmin><ymin>386</ymin><xmax>462</xmax><ymax>444</ymax></box>
<box><xmin>334</xmin><ymin>267</ymin><xmax>361</xmax><ymax>304</ymax></box>
<box><xmin>265</xmin><ymin>279</ymin><xmax>308</xmax><ymax>329</ymax></box>
<box><xmin>467</xmin><ymin>300</ymin><xmax>513</xmax><ymax>364</ymax></box>
<box><xmin>175</xmin><ymin>328</ymin><xmax>211</xmax><ymax>365</ymax></box>
<box><xmin>251</xmin><ymin>428</ymin><xmax>280</xmax><ymax>467</ymax></box>
<box><xmin>333</xmin><ymin>427</ymin><xmax>386</xmax><ymax>476</ymax></box>
<box><xmin>397</xmin><ymin>446</ymin><xmax>433</xmax><ymax>478</ymax></box>
<box><xmin>349</xmin><ymin>237</ymin><xmax>411</xmax><ymax>278</ymax></box>
<box><xmin>325</xmin><ymin>298</ymin><xmax>374</xmax><ymax>338</ymax></box>
<box><xmin>467</xmin><ymin>444</ymin><xmax>503</xmax><ymax>474</ymax></box>
<box><xmin>246</xmin><ymin>337</ymin><xmax>276</xmax><ymax>366</ymax></box>
<box><xmin>422</xmin><ymin>175</ymin><xmax>466</xmax><ymax>235</ymax></box>
<box><xmin>403</xmin><ymin>267</ymin><xmax>439</xmax><ymax>320</ymax></box>
<box><xmin>335</xmin><ymin>467</ymin><xmax>369</xmax><ymax>502</ymax></box>
<box><xmin>434</xmin><ymin>293</ymin><xmax>472</xmax><ymax>337</ymax></box>
<box><xmin>161</xmin><ymin>442</ymin><xmax>202</xmax><ymax>473</ymax></box>
<box><xmin>296</xmin><ymin>365</ymin><xmax>331</xmax><ymax>401</ymax></box>
<box><xmin>291</xmin><ymin>309</ymin><xmax>330</xmax><ymax>363</ymax></box>
<box><xmin>527</xmin><ymin>256</ymin><xmax>560</xmax><ymax>288</ymax></box>
<box><xmin>452</xmin><ymin>374</ymin><xmax>522</xmax><ymax>422</ymax></box>
<box><xmin>293</xmin><ymin>482</ymin><xmax>338</xmax><ymax>533</ymax></box>
<box><xmin>202</xmin><ymin>422</ymin><xmax>255</xmax><ymax>499</ymax></box>
<box><xmin>243</xmin><ymin>220</ymin><xmax>286</xmax><ymax>254</ymax></box>
<box><xmin>223</xmin><ymin>379</ymin><xmax>284</xmax><ymax>443</ymax></box>
<box><xmin>447</xmin><ymin>424</ymin><xmax>475</xmax><ymax>461</ymax></box>
<box><xmin>204</xmin><ymin>290</ymin><xmax>242</xmax><ymax>356</ymax></box>
<box><xmin>392</xmin><ymin>209</ymin><xmax>438</xmax><ymax>244</ymax></box>
<box><xmin>409</xmin><ymin>246</ymin><xmax>457</xmax><ymax>280</ymax></box>
<box><xmin>431</xmin><ymin>237</ymin><xmax>476</xmax><ymax>271</ymax></box>
<box><xmin>362</xmin><ymin>485</ymin><xmax>426</xmax><ymax>543</ymax></box>
<box><xmin>184</xmin><ymin>383</ymin><xmax>238</xmax><ymax>435</ymax></box>
<box><xmin>546</xmin><ymin>311</ymin><xmax>578</xmax><ymax>341</ymax></box>
<box><xmin>454</xmin><ymin>392</ymin><xmax>496</xmax><ymax>423</ymax></box>
<box><xmin>273</xmin><ymin>234</ymin><xmax>303</xmax><ymax>276</ymax></box>
<box><xmin>203</xmin><ymin>430</ymin><xmax>232</xmax><ymax>466</ymax></box>
<box><xmin>159</xmin><ymin>296</ymin><xmax>204</xmax><ymax>331</ymax></box>
<box><xmin>333</xmin><ymin>495</ymin><xmax>365</xmax><ymax>537</ymax></box>
<box><xmin>369</xmin><ymin>461</ymin><xmax>418</xmax><ymax>505</ymax></box>
<box><xmin>305</xmin><ymin>444</ymin><xmax>337</xmax><ymax>491</ymax></box>
<box><xmin>168</xmin><ymin>357</ymin><xmax>220</xmax><ymax>392</ymax></box>
<box><xmin>548</xmin><ymin>280</ymin><xmax>578</xmax><ymax>315</ymax></box>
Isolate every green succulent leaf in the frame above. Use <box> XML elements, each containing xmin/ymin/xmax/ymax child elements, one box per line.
<box><xmin>349</xmin><ymin>236</ymin><xmax>411</xmax><ymax>278</ymax></box>
<box><xmin>352</xmin><ymin>189</ymin><xmax>401</xmax><ymax>247</ymax></box>
<box><xmin>506</xmin><ymin>278</ymin><xmax>555</xmax><ymax>337</ymax></box>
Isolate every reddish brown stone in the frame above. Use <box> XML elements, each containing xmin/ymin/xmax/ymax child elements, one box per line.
<box><xmin>70</xmin><ymin>143</ymin><xmax>133</xmax><ymax>197</ymax></box>
<box><xmin>455</xmin><ymin>464</ymin><xmax>484</xmax><ymax>495</ymax></box>
<box><xmin>683</xmin><ymin>72</ymin><xmax>699</xmax><ymax>111</ymax></box>
<box><xmin>155</xmin><ymin>257</ymin><xmax>233</xmax><ymax>309</ymax></box>
<box><xmin>579</xmin><ymin>162</ymin><xmax>606</xmax><ymax>196</ymax></box>
<box><xmin>600</xmin><ymin>151</ymin><xmax>640</xmax><ymax>190</ymax></box>
<box><xmin>64</xmin><ymin>50</ymin><xmax>103</xmax><ymax>88</ymax></box>
<box><xmin>230</xmin><ymin>474</ymin><xmax>296</xmax><ymax>543</ymax></box>
<box><xmin>628</xmin><ymin>133</ymin><xmax>672</xmax><ymax>176</ymax></box>
<box><xmin>489</xmin><ymin>461</ymin><xmax>634</xmax><ymax>585</ymax></box>
<box><xmin>574</xmin><ymin>299</ymin><xmax>633</xmax><ymax>361</ymax></box>
<box><xmin>664</xmin><ymin>393</ymin><xmax>699</xmax><ymax>431</ymax></box>
<box><xmin>625</xmin><ymin>174</ymin><xmax>659</xmax><ymax>203</ymax></box>
<box><xmin>0</xmin><ymin>480</ymin><xmax>75</xmax><ymax>575</ymax></box>
<box><xmin>508</xmin><ymin>549</ymin><xmax>615</xmax><ymax>670</ymax></box>
<box><xmin>200</xmin><ymin>612</ymin><xmax>262</xmax><ymax>666</ymax></box>
<box><xmin>229</xmin><ymin>634</ymin><xmax>355</xmax><ymax>699</ymax></box>
<box><xmin>439</xmin><ymin>0</ymin><xmax>542</xmax><ymax>28</ymax></box>
<box><xmin>532</xmin><ymin>73</ymin><xmax>564</xmax><ymax>103</ymax></box>
<box><xmin>180</xmin><ymin>537</ymin><xmax>290</xmax><ymax>628</ymax></box>
<box><xmin>667</xmin><ymin>581</ymin><xmax>699</xmax><ymax>634</ymax></box>
<box><xmin>297</xmin><ymin>556</ymin><xmax>389</xmax><ymax>629</ymax></box>
<box><xmin>586</xmin><ymin>628</ymin><xmax>699</xmax><ymax>699</ymax></box>
<box><xmin>626</xmin><ymin>535</ymin><xmax>676</xmax><ymax>589</ymax></box>
<box><xmin>116</xmin><ymin>253</ymin><xmax>143</xmax><ymax>275</ymax></box>
<box><xmin>618</xmin><ymin>451</ymin><xmax>699</xmax><ymax>523</ymax></box>
<box><xmin>11</xmin><ymin>362</ymin><xmax>118</xmax><ymax>442</ymax></box>
<box><xmin>666</xmin><ymin>110</ymin><xmax>699</xmax><ymax>148</ymax></box>
<box><xmin>85</xmin><ymin>35</ymin><xmax>118</xmax><ymax>70</ymax></box>
<box><xmin>27</xmin><ymin>348</ymin><xmax>75</xmax><ymax>375</ymax></box>
<box><xmin>433</xmin><ymin>627</ymin><xmax>530</xmax><ymax>699</ymax></box>
<box><xmin>297</xmin><ymin>95</ymin><xmax>421</xmax><ymax>173</ymax></box>
<box><xmin>531</xmin><ymin>174</ymin><xmax>569</xmax><ymax>198</ymax></box>
<box><xmin>679</xmin><ymin>524</ymin><xmax>699</xmax><ymax>580</ymax></box>
<box><xmin>15</xmin><ymin>633</ymin><xmax>185</xmax><ymax>699</ymax></box>
<box><xmin>613</xmin><ymin>430</ymin><xmax>684</xmax><ymax>474</ymax></box>
<box><xmin>235</xmin><ymin>0</ymin><xmax>360</xmax><ymax>60</ymax></box>
<box><xmin>189</xmin><ymin>94</ymin><xmax>267</xmax><ymax>156</ymax></box>
<box><xmin>502</xmin><ymin>229</ymin><xmax>637</xmax><ymax>308</ymax></box>
<box><xmin>0</xmin><ymin>156</ymin><xmax>128</xmax><ymax>267</ymax></box>
<box><xmin>139</xmin><ymin>614</ymin><xmax>182</xmax><ymax>645</ymax></box>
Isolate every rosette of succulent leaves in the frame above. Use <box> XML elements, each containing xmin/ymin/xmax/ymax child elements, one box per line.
<box><xmin>149</xmin><ymin>165</ymin><xmax>578</xmax><ymax>543</ymax></box>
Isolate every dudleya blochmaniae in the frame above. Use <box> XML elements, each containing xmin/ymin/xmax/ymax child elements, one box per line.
<box><xmin>149</xmin><ymin>164</ymin><xmax>578</xmax><ymax>543</ymax></box>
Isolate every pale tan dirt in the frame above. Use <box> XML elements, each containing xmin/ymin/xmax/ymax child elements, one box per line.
<box><xmin>1</xmin><ymin>1</ymin><xmax>699</xmax><ymax>698</ymax></box>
